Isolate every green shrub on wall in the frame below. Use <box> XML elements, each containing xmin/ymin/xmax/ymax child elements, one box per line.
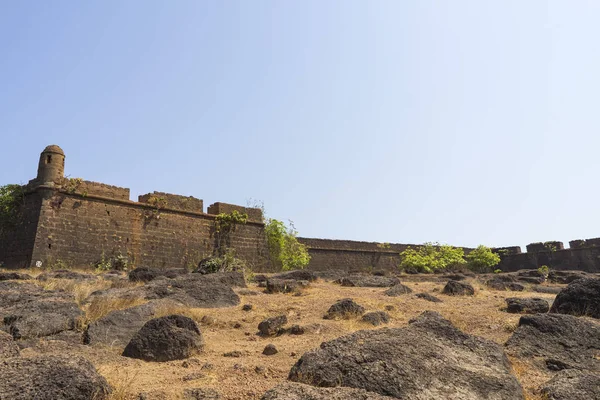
<box><xmin>399</xmin><ymin>242</ymin><xmax>466</xmax><ymax>273</ymax></box>
<box><xmin>265</xmin><ymin>219</ymin><xmax>310</xmax><ymax>271</ymax></box>
<box><xmin>0</xmin><ymin>184</ymin><xmax>24</xmax><ymax>233</ymax></box>
<box><xmin>465</xmin><ymin>245</ymin><xmax>501</xmax><ymax>272</ymax></box>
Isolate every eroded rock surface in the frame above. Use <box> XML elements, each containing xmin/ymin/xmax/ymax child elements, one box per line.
<box><xmin>550</xmin><ymin>278</ymin><xmax>600</xmax><ymax>319</ymax></box>
<box><xmin>0</xmin><ymin>354</ymin><xmax>110</xmax><ymax>399</ymax></box>
<box><xmin>290</xmin><ymin>311</ymin><xmax>524</xmax><ymax>400</ymax></box>
<box><xmin>261</xmin><ymin>382</ymin><xmax>395</xmax><ymax>400</ymax></box>
<box><xmin>123</xmin><ymin>315</ymin><xmax>203</xmax><ymax>362</ymax></box>
<box><xmin>505</xmin><ymin>313</ymin><xmax>600</xmax><ymax>371</ymax></box>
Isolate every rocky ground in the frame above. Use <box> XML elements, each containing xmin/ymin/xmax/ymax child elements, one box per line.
<box><xmin>0</xmin><ymin>267</ymin><xmax>599</xmax><ymax>399</ymax></box>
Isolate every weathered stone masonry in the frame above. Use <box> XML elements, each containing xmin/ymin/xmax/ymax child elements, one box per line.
<box><xmin>0</xmin><ymin>146</ymin><xmax>271</xmax><ymax>270</ymax></box>
<box><xmin>2</xmin><ymin>145</ymin><xmax>600</xmax><ymax>273</ymax></box>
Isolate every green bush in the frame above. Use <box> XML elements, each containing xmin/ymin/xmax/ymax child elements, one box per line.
<box><xmin>0</xmin><ymin>184</ymin><xmax>24</xmax><ymax>232</ymax></box>
<box><xmin>399</xmin><ymin>242</ymin><xmax>466</xmax><ymax>273</ymax></box>
<box><xmin>265</xmin><ymin>219</ymin><xmax>310</xmax><ymax>271</ymax></box>
<box><xmin>465</xmin><ymin>245</ymin><xmax>501</xmax><ymax>273</ymax></box>
<box><xmin>197</xmin><ymin>248</ymin><xmax>246</xmax><ymax>274</ymax></box>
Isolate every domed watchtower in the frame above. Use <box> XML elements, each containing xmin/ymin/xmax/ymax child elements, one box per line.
<box><xmin>36</xmin><ymin>145</ymin><xmax>65</xmax><ymax>185</ymax></box>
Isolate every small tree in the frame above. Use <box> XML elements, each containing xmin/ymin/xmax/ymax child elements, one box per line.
<box><xmin>399</xmin><ymin>242</ymin><xmax>466</xmax><ymax>273</ymax></box>
<box><xmin>465</xmin><ymin>245</ymin><xmax>500</xmax><ymax>272</ymax></box>
<box><xmin>265</xmin><ymin>219</ymin><xmax>310</xmax><ymax>271</ymax></box>
<box><xmin>0</xmin><ymin>184</ymin><xmax>24</xmax><ymax>233</ymax></box>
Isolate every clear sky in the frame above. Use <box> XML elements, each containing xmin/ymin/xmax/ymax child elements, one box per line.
<box><xmin>1</xmin><ymin>1</ymin><xmax>599</xmax><ymax>249</ymax></box>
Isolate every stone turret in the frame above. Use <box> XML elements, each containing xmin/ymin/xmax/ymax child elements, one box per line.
<box><xmin>35</xmin><ymin>145</ymin><xmax>65</xmax><ymax>185</ymax></box>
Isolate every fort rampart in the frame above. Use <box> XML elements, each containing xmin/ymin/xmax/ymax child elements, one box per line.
<box><xmin>2</xmin><ymin>145</ymin><xmax>600</xmax><ymax>273</ymax></box>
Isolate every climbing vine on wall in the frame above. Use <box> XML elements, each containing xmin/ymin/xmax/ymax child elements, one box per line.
<box><xmin>213</xmin><ymin>210</ymin><xmax>248</xmax><ymax>256</ymax></box>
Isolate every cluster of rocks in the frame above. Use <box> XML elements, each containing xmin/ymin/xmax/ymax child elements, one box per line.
<box><xmin>1</xmin><ymin>265</ymin><xmax>599</xmax><ymax>399</ymax></box>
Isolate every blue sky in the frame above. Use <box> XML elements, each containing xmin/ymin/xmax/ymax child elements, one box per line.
<box><xmin>1</xmin><ymin>1</ymin><xmax>599</xmax><ymax>249</ymax></box>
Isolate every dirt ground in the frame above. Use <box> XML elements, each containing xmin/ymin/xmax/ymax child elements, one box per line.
<box><xmin>18</xmin><ymin>274</ymin><xmax>563</xmax><ymax>400</ymax></box>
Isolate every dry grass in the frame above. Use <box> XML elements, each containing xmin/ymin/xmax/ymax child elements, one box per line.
<box><xmin>15</xmin><ymin>272</ymin><xmax>567</xmax><ymax>399</ymax></box>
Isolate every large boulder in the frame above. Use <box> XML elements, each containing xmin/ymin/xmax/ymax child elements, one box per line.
<box><xmin>549</xmin><ymin>278</ymin><xmax>600</xmax><ymax>319</ymax></box>
<box><xmin>485</xmin><ymin>278</ymin><xmax>525</xmax><ymax>292</ymax></box>
<box><xmin>323</xmin><ymin>299</ymin><xmax>365</xmax><ymax>320</ymax></box>
<box><xmin>261</xmin><ymin>382</ymin><xmax>394</xmax><ymax>400</ymax></box>
<box><xmin>0</xmin><ymin>330</ymin><xmax>19</xmax><ymax>358</ymax></box>
<box><xmin>505</xmin><ymin>313</ymin><xmax>600</xmax><ymax>371</ymax></box>
<box><xmin>143</xmin><ymin>277</ymin><xmax>241</xmax><ymax>308</ymax></box>
<box><xmin>129</xmin><ymin>267</ymin><xmax>187</xmax><ymax>283</ymax></box>
<box><xmin>442</xmin><ymin>280</ymin><xmax>475</xmax><ymax>296</ymax></box>
<box><xmin>504</xmin><ymin>298</ymin><xmax>549</xmax><ymax>314</ymax></box>
<box><xmin>0</xmin><ymin>354</ymin><xmax>110</xmax><ymax>399</ymax></box>
<box><xmin>122</xmin><ymin>315</ymin><xmax>203</xmax><ymax>362</ymax></box>
<box><xmin>540</xmin><ymin>369</ymin><xmax>600</xmax><ymax>400</ymax></box>
<box><xmin>271</xmin><ymin>270</ymin><xmax>318</xmax><ymax>282</ymax></box>
<box><xmin>547</xmin><ymin>270</ymin><xmax>591</xmax><ymax>284</ymax></box>
<box><xmin>84</xmin><ymin>300</ymin><xmax>178</xmax><ymax>348</ymax></box>
<box><xmin>1</xmin><ymin>287</ymin><xmax>83</xmax><ymax>340</ymax></box>
<box><xmin>289</xmin><ymin>311</ymin><xmax>524</xmax><ymax>399</ymax></box>
<box><xmin>384</xmin><ymin>284</ymin><xmax>413</xmax><ymax>296</ymax></box>
<box><xmin>338</xmin><ymin>275</ymin><xmax>400</xmax><ymax>288</ymax></box>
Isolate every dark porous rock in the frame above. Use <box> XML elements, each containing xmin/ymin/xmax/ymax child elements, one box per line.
<box><xmin>383</xmin><ymin>284</ymin><xmax>413</xmax><ymax>296</ymax></box>
<box><xmin>361</xmin><ymin>311</ymin><xmax>390</xmax><ymax>326</ymax></box>
<box><xmin>441</xmin><ymin>273</ymin><xmax>468</xmax><ymax>281</ymax></box>
<box><xmin>185</xmin><ymin>271</ymin><xmax>246</xmax><ymax>288</ymax></box>
<box><xmin>289</xmin><ymin>325</ymin><xmax>305</xmax><ymax>335</ymax></box>
<box><xmin>261</xmin><ymin>382</ymin><xmax>395</xmax><ymax>400</ymax></box>
<box><xmin>84</xmin><ymin>300</ymin><xmax>177</xmax><ymax>348</ymax></box>
<box><xmin>540</xmin><ymin>369</ymin><xmax>600</xmax><ymax>400</ymax></box>
<box><xmin>258</xmin><ymin>315</ymin><xmax>288</xmax><ymax>336</ymax></box>
<box><xmin>505</xmin><ymin>298</ymin><xmax>550</xmax><ymax>314</ymax></box>
<box><xmin>2</xmin><ymin>297</ymin><xmax>84</xmax><ymax>340</ymax></box>
<box><xmin>183</xmin><ymin>387</ymin><xmax>222</xmax><ymax>400</ymax></box>
<box><xmin>516</xmin><ymin>276</ymin><xmax>546</xmax><ymax>285</ymax></box>
<box><xmin>0</xmin><ymin>272</ymin><xmax>32</xmax><ymax>281</ymax></box>
<box><xmin>289</xmin><ymin>311</ymin><xmax>524</xmax><ymax>399</ymax></box>
<box><xmin>0</xmin><ymin>354</ymin><xmax>110</xmax><ymax>399</ymax></box>
<box><xmin>548</xmin><ymin>270</ymin><xmax>591</xmax><ymax>284</ymax></box>
<box><xmin>242</xmin><ymin>304</ymin><xmax>253</xmax><ymax>311</ymax></box>
<box><xmin>0</xmin><ymin>330</ymin><xmax>19</xmax><ymax>358</ymax></box>
<box><xmin>442</xmin><ymin>280</ymin><xmax>475</xmax><ymax>296</ymax></box>
<box><xmin>323</xmin><ymin>299</ymin><xmax>365</xmax><ymax>320</ymax></box>
<box><xmin>263</xmin><ymin>344</ymin><xmax>278</xmax><ymax>355</ymax></box>
<box><xmin>531</xmin><ymin>285</ymin><xmax>563</xmax><ymax>294</ymax></box>
<box><xmin>271</xmin><ymin>270</ymin><xmax>318</xmax><ymax>282</ymax></box>
<box><xmin>549</xmin><ymin>278</ymin><xmax>600</xmax><ymax>319</ymax></box>
<box><xmin>266</xmin><ymin>279</ymin><xmax>308</xmax><ymax>294</ymax></box>
<box><xmin>485</xmin><ymin>277</ymin><xmax>525</xmax><ymax>291</ymax></box>
<box><xmin>338</xmin><ymin>275</ymin><xmax>400</xmax><ymax>288</ymax></box>
<box><xmin>129</xmin><ymin>267</ymin><xmax>188</xmax><ymax>283</ymax></box>
<box><xmin>144</xmin><ymin>277</ymin><xmax>240</xmax><ymax>308</ymax></box>
<box><xmin>37</xmin><ymin>269</ymin><xmax>97</xmax><ymax>281</ymax></box>
<box><xmin>517</xmin><ymin>269</ymin><xmax>546</xmax><ymax>278</ymax></box>
<box><xmin>122</xmin><ymin>315</ymin><xmax>203</xmax><ymax>362</ymax></box>
<box><xmin>415</xmin><ymin>292</ymin><xmax>443</xmax><ymax>303</ymax></box>
<box><xmin>505</xmin><ymin>313</ymin><xmax>600</xmax><ymax>371</ymax></box>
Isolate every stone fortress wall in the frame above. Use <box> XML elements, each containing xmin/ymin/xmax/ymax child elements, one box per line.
<box><xmin>2</xmin><ymin>145</ymin><xmax>600</xmax><ymax>273</ymax></box>
<box><xmin>0</xmin><ymin>146</ymin><xmax>271</xmax><ymax>271</ymax></box>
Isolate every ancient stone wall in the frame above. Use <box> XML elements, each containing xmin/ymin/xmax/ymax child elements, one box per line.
<box><xmin>298</xmin><ymin>237</ymin><xmax>417</xmax><ymax>272</ymax></box>
<box><xmin>495</xmin><ymin>239</ymin><xmax>600</xmax><ymax>273</ymax></box>
<box><xmin>11</xmin><ymin>187</ymin><xmax>271</xmax><ymax>271</ymax></box>
<box><xmin>0</xmin><ymin>191</ymin><xmax>43</xmax><ymax>268</ymax></box>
